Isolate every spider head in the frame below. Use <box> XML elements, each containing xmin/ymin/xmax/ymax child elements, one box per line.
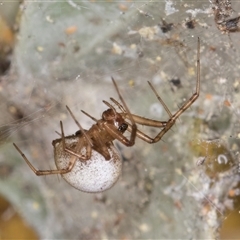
<box><xmin>102</xmin><ymin>108</ymin><xmax>128</xmax><ymax>133</ymax></box>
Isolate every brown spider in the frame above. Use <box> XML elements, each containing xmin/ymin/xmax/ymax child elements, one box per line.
<box><xmin>13</xmin><ymin>38</ymin><xmax>200</xmax><ymax>193</ymax></box>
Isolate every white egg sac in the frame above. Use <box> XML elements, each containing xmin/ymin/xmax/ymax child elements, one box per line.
<box><xmin>53</xmin><ymin>136</ymin><xmax>122</xmax><ymax>193</ymax></box>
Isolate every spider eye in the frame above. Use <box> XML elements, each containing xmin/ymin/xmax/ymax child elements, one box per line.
<box><xmin>75</xmin><ymin>130</ymin><xmax>81</xmax><ymax>136</ymax></box>
<box><xmin>118</xmin><ymin>123</ymin><xmax>128</xmax><ymax>132</ymax></box>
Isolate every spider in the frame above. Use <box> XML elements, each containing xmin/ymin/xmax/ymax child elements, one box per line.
<box><xmin>13</xmin><ymin>38</ymin><xmax>200</xmax><ymax>193</ymax></box>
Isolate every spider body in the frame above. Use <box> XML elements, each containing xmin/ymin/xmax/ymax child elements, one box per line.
<box><xmin>13</xmin><ymin>38</ymin><xmax>201</xmax><ymax>193</ymax></box>
<box><xmin>52</xmin><ymin>108</ymin><xmax>130</xmax><ymax>192</ymax></box>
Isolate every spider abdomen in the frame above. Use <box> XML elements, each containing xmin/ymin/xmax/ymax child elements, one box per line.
<box><xmin>54</xmin><ymin>137</ymin><xmax>122</xmax><ymax>193</ymax></box>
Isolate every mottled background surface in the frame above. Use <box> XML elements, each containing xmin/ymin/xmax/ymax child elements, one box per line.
<box><xmin>0</xmin><ymin>1</ymin><xmax>240</xmax><ymax>239</ymax></box>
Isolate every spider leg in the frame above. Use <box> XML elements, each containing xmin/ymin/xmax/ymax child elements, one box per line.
<box><xmin>96</xmin><ymin>78</ymin><xmax>137</xmax><ymax>147</ymax></box>
<box><xmin>111</xmin><ymin>77</ymin><xmax>137</xmax><ymax>146</ymax></box>
<box><xmin>149</xmin><ymin>37</ymin><xmax>200</xmax><ymax>143</ymax></box>
<box><xmin>12</xmin><ymin>120</ymin><xmax>93</xmax><ymax>176</ymax></box>
<box><xmin>111</xmin><ymin>86</ymin><xmax>172</xmax><ymax>120</ymax></box>
<box><xmin>126</xmin><ymin>124</ymin><xmax>160</xmax><ymax>143</ymax></box>
<box><xmin>102</xmin><ymin>100</ymin><xmax>117</xmax><ymax>114</ymax></box>
<box><xmin>110</xmin><ymin>97</ymin><xmax>167</xmax><ymax>127</ymax></box>
<box><xmin>13</xmin><ymin>143</ymin><xmax>43</xmax><ymax>174</ymax></box>
<box><xmin>13</xmin><ymin>142</ymin><xmax>86</xmax><ymax>175</ymax></box>
<box><xmin>65</xmin><ymin>105</ymin><xmax>93</xmax><ymax>147</ymax></box>
<box><xmin>110</xmin><ymin>97</ymin><xmax>126</xmax><ymax>113</ymax></box>
<box><xmin>81</xmin><ymin>110</ymin><xmax>97</xmax><ymax>122</ymax></box>
<box><xmin>55</xmin><ymin>131</ymin><xmax>61</xmax><ymax>137</ymax></box>
<box><xmin>59</xmin><ymin>120</ymin><xmax>91</xmax><ymax>161</ymax></box>
<box><xmin>105</xmin><ymin>99</ymin><xmax>160</xmax><ymax>129</ymax></box>
<box><xmin>147</xmin><ymin>82</ymin><xmax>173</xmax><ymax>118</ymax></box>
<box><xmin>113</xmin><ymin>38</ymin><xmax>200</xmax><ymax>144</ymax></box>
